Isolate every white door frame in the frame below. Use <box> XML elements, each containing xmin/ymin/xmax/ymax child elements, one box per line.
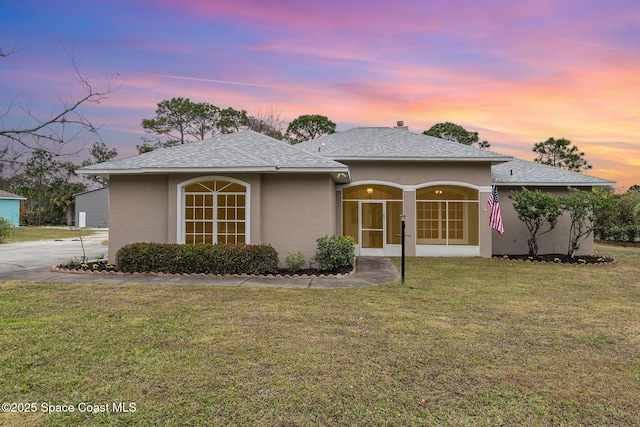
<box><xmin>359</xmin><ymin>201</ymin><xmax>385</xmax><ymax>256</ymax></box>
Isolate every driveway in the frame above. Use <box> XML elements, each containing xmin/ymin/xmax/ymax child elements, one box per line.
<box><xmin>0</xmin><ymin>231</ymin><xmax>109</xmax><ymax>279</ymax></box>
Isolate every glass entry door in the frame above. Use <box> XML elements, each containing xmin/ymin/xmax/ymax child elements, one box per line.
<box><xmin>361</xmin><ymin>202</ymin><xmax>385</xmax><ymax>255</ymax></box>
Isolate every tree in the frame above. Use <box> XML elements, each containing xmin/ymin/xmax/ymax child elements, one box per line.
<box><xmin>51</xmin><ymin>181</ymin><xmax>87</xmax><ymax>226</ymax></box>
<box><xmin>533</xmin><ymin>137</ymin><xmax>592</xmax><ymax>172</ymax></box>
<box><xmin>246</xmin><ymin>107</ymin><xmax>285</xmax><ymax>140</ymax></box>
<box><xmin>509</xmin><ymin>188</ymin><xmax>563</xmax><ymax>256</ymax></box>
<box><xmin>0</xmin><ymin>45</ymin><xmax>118</xmax><ymax>164</ymax></box>
<box><xmin>217</xmin><ymin>107</ymin><xmax>249</xmax><ymax>134</ymax></box>
<box><xmin>22</xmin><ymin>149</ymin><xmax>81</xmax><ymax>225</ymax></box>
<box><xmin>423</xmin><ymin>122</ymin><xmax>490</xmax><ymax>148</ymax></box>
<box><xmin>562</xmin><ymin>188</ymin><xmax>615</xmax><ymax>258</ymax></box>
<box><xmin>141</xmin><ymin>98</ymin><xmax>220</xmax><ymax>148</ymax></box>
<box><xmin>285</xmin><ymin>115</ymin><xmax>336</xmax><ymax>144</ymax></box>
<box><xmin>139</xmin><ymin>99</ymin><xmax>250</xmax><ymax>153</ymax></box>
<box><xmin>80</xmin><ymin>141</ymin><xmax>118</xmax><ymax>186</ymax></box>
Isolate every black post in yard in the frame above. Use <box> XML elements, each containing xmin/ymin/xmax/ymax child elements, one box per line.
<box><xmin>401</xmin><ymin>214</ymin><xmax>406</xmax><ymax>284</ymax></box>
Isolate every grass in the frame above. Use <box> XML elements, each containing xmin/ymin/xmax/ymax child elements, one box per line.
<box><xmin>1</xmin><ymin>244</ymin><xmax>639</xmax><ymax>425</ymax></box>
<box><xmin>3</xmin><ymin>226</ymin><xmax>101</xmax><ymax>243</ymax></box>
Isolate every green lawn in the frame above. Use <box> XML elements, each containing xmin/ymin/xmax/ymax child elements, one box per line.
<box><xmin>3</xmin><ymin>226</ymin><xmax>100</xmax><ymax>243</ymax></box>
<box><xmin>1</xmin><ymin>244</ymin><xmax>639</xmax><ymax>426</ymax></box>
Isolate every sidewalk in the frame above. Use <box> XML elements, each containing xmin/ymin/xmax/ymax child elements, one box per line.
<box><xmin>4</xmin><ymin>257</ymin><xmax>401</xmax><ymax>289</ymax></box>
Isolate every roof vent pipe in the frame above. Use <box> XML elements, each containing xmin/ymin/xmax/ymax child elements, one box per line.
<box><xmin>394</xmin><ymin>121</ymin><xmax>409</xmax><ymax>130</ymax></box>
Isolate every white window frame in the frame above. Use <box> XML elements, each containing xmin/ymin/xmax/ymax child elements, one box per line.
<box><xmin>176</xmin><ymin>176</ymin><xmax>251</xmax><ymax>244</ymax></box>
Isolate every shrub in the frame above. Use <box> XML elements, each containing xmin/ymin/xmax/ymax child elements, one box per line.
<box><xmin>625</xmin><ymin>224</ymin><xmax>639</xmax><ymax>243</ymax></box>
<box><xmin>0</xmin><ymin>218</ymin><xmax>11</xmax><ymax>243</ymax></box>
<box><xmin>285</xmin><ymin>251</ymin><xmax>306</xmax><ymax>272</ymax></box>
<box><xmin>115</xmin><ymin>242</ymin><xmax>278</xmax><ymax>275</ymax></box>
<box><xmin>312</xmin><ymin>235</ymin><xmax>355</xmax><ymax>271</ymax></box>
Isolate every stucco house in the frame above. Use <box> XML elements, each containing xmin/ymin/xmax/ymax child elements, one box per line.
<box><xmin>0</xmin><ymin>190</ymin><xmax>25</xmax><ymax>227</ymax></box>
<box><xmin>78</xmin><ymin>126</ymin><xmax>614</xmax><ymax>264</ymax></box>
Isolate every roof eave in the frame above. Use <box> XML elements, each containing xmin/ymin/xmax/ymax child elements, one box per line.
<box><xmin>331</xmin><ymin>156</ymin><xmax>512</xmax><ymax>162</ymax></box>
<box><xmin>78</xmin><ymin>166</ymin><xmax>350</xmax><ymax>176</ymax></box>
<box><xmin>496</xmin><ymin>181</ymin><xmax>616</xmax><ymax>187</ymax></box>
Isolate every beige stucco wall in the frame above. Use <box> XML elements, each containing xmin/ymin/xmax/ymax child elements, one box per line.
<box><xmin>108</xmin><ymin>164</ymin><xmax>598</xmax><ymax>264</ymax></box>
<box><xmin>261</xmin><ymin>174</ymin><xmax>337</xmax><ymax>265</ymax></box>
<box><xmin>493</xmin><ymin>186</ymin><xmax>596</xmax><ymax>256</ymax></box>
<box><xmin>344</xmin><ymin>161</ymin><xmax>492</xmax><ymax>186</ymax></box>
<box><xmin>108</xmin><ymin>172</ymin><xmax>336</xmax><ymax>265</ymax></box>
<box><xmin>108</xmin><ymin>175</ymin><xmax>170</xmax><ymax>263</ymax></box>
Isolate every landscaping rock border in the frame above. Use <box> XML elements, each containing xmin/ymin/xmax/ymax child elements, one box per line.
<box><xmin>52</xmin><ymin>261</ymin><xmax>357</xmax><ymax>279</ymax></box>
<box><xmin>493</xmin><ymin>254</ymin><xmax>615</xmax><ymax>265</ymax></box>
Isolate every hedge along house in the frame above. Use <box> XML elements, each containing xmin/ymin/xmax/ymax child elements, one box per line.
<box><xmin>79</xmin><ymin>126</ymin><xmax>614</xmax><ymax>264</ymax></box>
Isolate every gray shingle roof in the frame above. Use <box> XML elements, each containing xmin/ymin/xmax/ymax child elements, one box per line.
<box><xmin>492</xmin><ymin>158</ymin><xmax>615</xmax><ymax>187</ymax></box>
<box><xmin>296</xmin><ymin>127</ymin><xmax>512</xmax><ymax>162</ymax></box>
<box><xmin>79</xmin><ymin>130</ymin><xmax>349</xmax><ymax>175</ymax></box>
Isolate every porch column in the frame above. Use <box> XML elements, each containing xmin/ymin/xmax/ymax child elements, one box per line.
<box><xmin>403</xmin><ymin>189</ymin><xmax>416</xmax><ymax>256</ymax></box>
<box><xmin>479</xmin><ymin>188</ymin><xmax>492</xmax><ymax>258</ymax></box>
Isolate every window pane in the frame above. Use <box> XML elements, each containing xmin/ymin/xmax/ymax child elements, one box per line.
<box><xmin>184</xmin><ymin>179</ymin><xmax>248</xmax><ymax>246</ymax></box>
<box><xmin>343</xmin><ymin>184</ymin><xmax>402</xmax><ymax>200</ymax></box>
<box><xmin>417</xmin><ymin>185</ymin><xmax>478</xmax><ymax>201</ymax></box>
<box><xmin>362</xmin><ymin>203</ymin><xmax>383</xmax><ymax>229</ymax></box>
<box><xmin>362</xmin><ymin>230</ymin><xmax>384</xmax><ymax>249</ymax></box>
<box><xmin>416</xmin><ymin>202</ymin><xmax>445</xmax><ymax>244</ymax></box>
<box><xmin>386</xmin><ymin>201</ymin><xmax>403</xmax><ymax>244</ymax></box>
<box><xmin>342</xmin><ymin>201</ymin><xmax>359</xmax><ymax>243</ymax></box>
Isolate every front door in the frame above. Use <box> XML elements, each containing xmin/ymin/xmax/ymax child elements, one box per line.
<box><xmin>360</xmin><ymin>202</ymin><xmax>385</xmax><ymax>256</ymax></box>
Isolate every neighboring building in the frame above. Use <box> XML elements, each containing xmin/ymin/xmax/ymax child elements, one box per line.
<box><xmin>74</xmin><ymin>187</ymin><xmax>109</xmax><ymax>228</ymax></box>
<box><xmin>0</xmin><ymin>190</ymin><xmax>26</xmax><ymax>227</ymax></box>
<box><xmin>78</xmin><ymin>127</ymin><xmax>614</xmax><ymax>264</ymax></box>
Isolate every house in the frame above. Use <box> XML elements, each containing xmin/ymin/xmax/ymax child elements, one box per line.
<box><xmin>78</xmin><ymin>126</ymin><xmax>614</xmax><ymax>264</ymax></box>
<box><xmin>74</xmin><ymin>187</ymin><xmax>109</xmax><ymax>228</ymax></box>
<box><xmin>0</xmin><ymin>190</ymin><xmax>26</xmax><ymax>227</ymax></box>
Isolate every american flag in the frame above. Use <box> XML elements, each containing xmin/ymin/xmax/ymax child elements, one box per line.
<box><xmin>488</xmin><ymin>184</ymin><xmax>504</xmax><ymax>234</ymax></box>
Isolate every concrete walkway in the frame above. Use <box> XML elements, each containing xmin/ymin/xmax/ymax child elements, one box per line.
<box><xmin>3</xmin><ymin>252</ymin><xmax>400</xmax><ymax>289</ymax></box>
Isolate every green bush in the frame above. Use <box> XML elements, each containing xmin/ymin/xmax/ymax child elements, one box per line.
<box><xmin>0</xmin><ymin>218</ymin><xmax>11</xmax><ymax>243</ymax></box>
<box><xmin>285</xmin><ymin>251</ymin><xmax>306</xmax><ymax>272</ymax></box>
<box><xmin>312</xmin><ymin>235</ymin><xmax>355</xmax><ymax>271</ymax></box>
<box><xmin>115</xmin><ymin>242</ymin><xmax>279</xmax><ymax>275</ymax></box>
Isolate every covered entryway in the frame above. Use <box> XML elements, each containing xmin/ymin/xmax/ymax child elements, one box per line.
<box><xmin>341</xmin><ymin>183</ymin><xmax>403</xmax><ymax>256</ymax></box>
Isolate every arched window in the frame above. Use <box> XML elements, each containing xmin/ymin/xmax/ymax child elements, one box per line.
<box><xmin>416</xmin><ymin>185</ymin><xmax>479</xmax><ymax>246</ymax></box>
<box><xmin>182</xmin><ymin>178</ymin><xmax>247</xmax><ymax>245</ymax></box>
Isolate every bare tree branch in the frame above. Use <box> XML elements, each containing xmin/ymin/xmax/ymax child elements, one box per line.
<box><xmin>0</xmin><ymin>44</ymin><xmax>119</xmax><ymax>164</ymax></box>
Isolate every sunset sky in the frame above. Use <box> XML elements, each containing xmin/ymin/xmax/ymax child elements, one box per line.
<box><xmin>1</xmin><ymin>0</ymin><xmax>638</xmax><ymax>190</ymax></box>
